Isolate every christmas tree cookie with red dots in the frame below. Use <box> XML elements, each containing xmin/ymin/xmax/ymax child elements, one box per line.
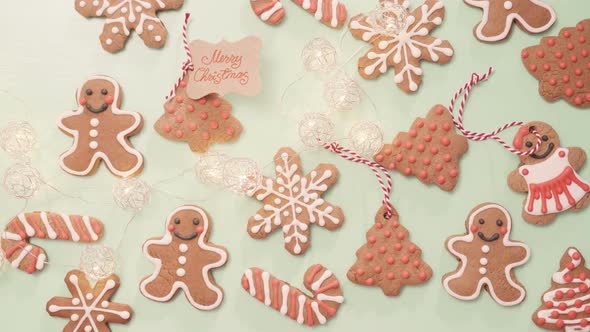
<box><xmin>347</xmin><ymin>206</ymin><xmax>433</xmax><ymax>296</ymax></box>
<box><xmin>154</xmin><ymin>75</ymin><xmax>243</xmax><ymax>153</ymax></box>
<box><xmin>522</xmin><ymin>19</ymin><xmax>590</xmax><ymax>108</ymax></box>
<box><xmin>533</xmin><ymin>248</ymin><xmax>590</xmax><ymax>330</ymax></box>
<box><xmin>374</xmin><ymin>105</ymin><xmax>468</xmax><ymax>192</ymax></box>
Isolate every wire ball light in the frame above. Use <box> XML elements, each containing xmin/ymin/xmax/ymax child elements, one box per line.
<box><xmin>2</xmin><ymin>163</ymin><xmax>42</xmax><ymax>199</ymax></box>
<box><xmin>79</xmin><ymin>245</ymin><xmax>117</xmax><ymax>280</ymax></box>
<box><xmin>112</xmin><ymin>177</ymin><xmax>152</xmax><ymax>212</ymax></box>
<box><xmin>0</xmin><ymin>121</ymin><xmax>37</xmax><ymax>159</ymax></box>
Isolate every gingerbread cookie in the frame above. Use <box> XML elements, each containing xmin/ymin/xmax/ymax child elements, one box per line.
<box><xmin>347</xmin><ymin>206</ymin><xmax>432</xmax><ymax>296</ymax></box>
<box><xmin>247</xmin><ymin>147</ymin><xmax>344</xmax><ymax>255</ymax></box>
<box><xmin>241</xmin><ymin>264</ymin><xmax>343</xmax><ymax>326</ymax></box>
<box><xmin>250</xmin><ymin>0</ymin><xmax>285</xmax><ymax>25</ymax></box>
<box><xmin>465</xmin><ymin>0</ymin><xmax>556</xmax><ymax>43</ymax></box>
<box><xmin>75</xmin><ymin>0</ymin><xmax>184</xmax><ymax>53</ymax></box>
<box><xmin>522</xmin><ymin>19</ymin><xmax>590</xmax><ymax>108</ymax></box>
<box><xmin>140</xmin><ymin>205</ymin><xmax>228</xmax><ymax>310</ymax></box>
<box><xmin>375</xmin><ymin>105</ymin><xmax>468</xmax><ymax>191</ymax></box>
<box><xmin>348</xmin><ymin>0</ymin><xmax>454</xmax><ymax>93</ymax></box>
<box><xmin>1</xmin><ymin>212</ymin><xmax>103</xmax><ymax>274</ymax></box>
<box><xmin>508</xmin><ymin>122</ymin><xmax>590</xmax><ymax>225</ymax></box>
<box><xmin>58</xmin><ymin>76</ymin><xmax>144</xmax><ymax>177</ymax></box>
<box><xmin>155</xmin><ymin>75</ymin><xmax>243</xmax><ymax>153</ymax></box>
<box><xmin>47</xmin><ymin>270</ymin><xmax>133</xmax><ymax>332</ymax></box>
<box><xmin>442</xmin><ymin>203</ymin><xmax>530</xmax><ymax>306</ymax></box>
<box><xmin>533</xmin><ymin>248</ymin><xmax>590</xmax><ymax>330</ymax></box>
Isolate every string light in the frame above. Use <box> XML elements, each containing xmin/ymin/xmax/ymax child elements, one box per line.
<box><xmin>348</xmin><ymin>121</ymin><xmax>384</xmax><ymax>158</ymax></box>
<box><xmin>195</xmin><ymin>152</ymin><xmax>230</xmax><ymax>186</ymax></box>
<box><xmin>112</xmin><ymin>177</ymin><xmax>151</xmax><ymax>212</ymax></box>
<box><xmin>368</xmin><ymin>1</ymin><xmax>409</xmax><ymax>37</ymax></box>
<box><xmin>79</xmin><ymin>245</ymin><xmax>117</xmax><ymax>280</ymax></box>
<box><xmin>2</xmin><ymin>163</ymin><xmax>42</xmax><ymax>199</ymax></box>
<box><xmin>222</xmin><ymin>158</ymin><xmax>262</xmax><ymax>194</ymax></box>
<box><xmin>0</xmin><ymin>121</ymin><xmax>37</xmax><ymax>159</ymax></box>
<box><xmin>298</xmin><ymin>113</ymin><xmax>335</xmax><ymax>147</ymax></box>
<box><xmin>301</xmin><ymin>38</ymin><xmax>337</xmax><ymax>73</ymax></box>
<box><xmin>324</xmin><ymin>71</ymin><xmax>362</xmax><ymax>112</ymax></box>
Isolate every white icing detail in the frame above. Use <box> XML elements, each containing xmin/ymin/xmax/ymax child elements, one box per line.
<box><xmin>316</xmin><ymin>293</ymin><xmax>344</xmax><ymax>304</ymax></box>
<box><xmin>179</xmin><ymin>244</ymin><xmax>188</xmax><ymax>252</ymax></box>
<box><xmin>105</xmin><ymin>17</ymin><xmax>130</xmax><ymax>36</ymax></box>
<box><xmin>106</xmin><ymin>38</ymin><xmax>113</xmax><ymax>45</ymax></box>
<box><xmin>311</xmin><ymin>270</ymin><xmax>332</xmax><ymax>291</ymax></box>
<box><xmin>311</xmin><ymin>301</ymin><xmax>326</xmax><ymax>324</ymax></box>
<box><xmin>465</xmin><ymin>0</ymin><xmax>556</xmax><ymax>42</ymax></box>
<box><xmin>90</xmin><ymin>118</ymin><xmax>99</xmax><ymax>127</ymax></box>
<box><xmin>17</xmin><ymin>213</ymin><xmax>35</xmax><ymax>237</ymax></box>
<box><xmin>296</xmin><ymin>295</ymin><xmax>306</xmax><ymax>324</ymax></box>
<box><xmin>84</xmin><ymin>325</ymin><xmax>92</xmax><ymax>332</ymax></box>
<box><xmin>443</xmin><ymin>204</ymin><xmax>530</xmax><ymax>306</ymax></box>
<box><xmin>140</xmin><ymin>206</ymin><xmax>228</xmax><ymax>310</ymax></box>
<box><xmin>178</xmin><ymin>256</ymin><xmax>186</xmax><ymax>265</ymax></box>
<box><xmin>89</xmin><ymin>141</ymin><xmax>99</xmax><ymax>149</ymax></box>
<box><xmin>112</xmin><ymin>27</ymin><xmax>119</xmax><ymax>34</ymax></box>
<box><xmin>72</xmin><ymin>298</ymin><xmax>81</xmax><ymax>305</ymax></box>
<box><xmin>280</xmin><ymin>284</ymin><xmax>289</xmax><ymax>315</ymax></box>
<box><xmin>57</xmin><ymin>76</ymin><xmax>143</xmax><ymax>178</ymax></box>
<box><xmin>97</xmin><ymin>314</ymin><xmax>105</xmax><ymax>322</ymax></box>
<box><xmin>86</xmin><ymin>293</ymin><xmax>94</xmax><ymax>300</ymax></box>
<box><xmin>245</xmin><ymin>269</ymin><xmax>256</xmax><ymax>297</ymax></box>
<box><xmin>92</xmin><ymin>0</ymin><xmax>99</xmax><ymax>6</ymax></box>
<box><xmin>79</xmin><ymin>1</ymin><xmax>86</xmax><ymax>8</ymax></box>
<box><xmin>41</xmin><ymin>212</ymin><xmax>57</xmax><ymax>240</ymax></box>
<box><xmin>1</xmin><ymin>231</ymin><xmax>22</xmax><ymax>241</ymax></box>
<box><xmin>89</xmin><ymin>129</ymin><xmax>98</xmax><ymax>138</ymax></box>
<box><xmin>135</xmin><ymin>13</ymin><xmax>160</xmax><ymax>35</ymax></box>
<box><xmin>11</xmin><ymin>245</ymin><xmax>31</xmax><ymax>268</ymax></box>
<box><xmin>154</xmin><ymin>35</ymin><xmax>162</xmax><ymax>42</ymax></box>
<box><xmin>479</xmin><ymin>267</ymin><xmax>487</xmax><ymax>275</ymax></box>
<box><xmin>480</xmin><ymin>258</ymin><xmax>488</xmax><ymax>265</ymax></box>
<box><xmin>519</xmin><ymin>148</ymin><xmax>590</xmax><ymax>216</ymax></box>
<box><xmin>176</xmin><ymin>268</ymin><xmax>186</xmax><ymax>277</ymax></box>
<box><xmin>71</xmin><ymin>314</ymin><xmax>80</xmax><ymax>321</ymax></box>
<box><xmin>260</xmin><ymin>2</ymin><xmax>282</xmax><ymax>21</ymax></box>
<box><xmin>482</xmin><ymin>245</ymin><xmax>490</xmax><ymax>253</ymax></box>
<box><xmin>262</xmin><ymin>271</ymin><xmax>271</xmax><ymax>306</ymax></box>
<box><xmin>101</xmin><ymin>301</ymin><xmax>109</xmax><ymax>308</ymax></box>
<box><xmin>82</xmin><ymin>216</ymin><xmax>99</xmax><ymax>241</ymax></box>
<box><xmin>503</xmin><ymin>1</ymin><xmax>513</xmax><ymax>10</ymax></box>
<box><xmin>61</xmin><ymin>214</ymin><xmax>81</xmax><ymax>242</ymax></box>
<box><xmin>36</xmin><ymin>253</ymin><xmax>46</xmax><ymax>270</ymax></box>
<box><xmin>147</xmin><ymin>24</ymin><xmax>154</xmax><ymax>31</ymax></box>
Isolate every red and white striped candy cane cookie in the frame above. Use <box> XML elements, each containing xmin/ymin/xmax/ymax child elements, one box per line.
<box><xmin>292</xmin><ymin>0</ymin><xmax>347</xmax><ymax>29</ymax></box>
<box><xmin>0</xmin><ymin>212</ymin><xmax>103</xmax><ymax>274</ymax></box>
<box><xmin>241</xmin><ymin>264</ymin><xmax>344</xmax><ymax>326</ymax></box>
<box><xmin>250</xmin><ymin>0</ymin><xmax>286</xmax><ymax>25</ymax></box>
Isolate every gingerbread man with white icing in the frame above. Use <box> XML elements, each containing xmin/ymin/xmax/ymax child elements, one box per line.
<box><xmin>58</xmin><ymin>76</ymin><xmax>144</xmax><ymax>178</ymax></box>
<box><xmin>465</xmin><ymin>0</ymin><xmax>556</xmax><ymax>43</ymax></box>
<box><xmin>442</xmin><ymin>203</ymin><xmax>530</xmax><ymax>306</ymax></box>
<box><xmin>508</xmin><ymin>122</ymin><xmax>590</xmax><ymax>225</ymax></box>
<box><xmin>140</xmin><ymin>205</ymin><xmax>228</xmax><ymax>310</ymax></box>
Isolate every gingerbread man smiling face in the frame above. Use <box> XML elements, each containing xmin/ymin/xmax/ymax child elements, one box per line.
<box><xmin>140</xmin><ymin>205</ymin><xmax>228</xmax><ymax>310</ymax></box>
<box><xmin>442</xmin><ymin>203</ymin><xmax>530</xmax><ymax>306</ymax></box>
<box><xmin>508</xmin><ymin>121</ymin><xmax>590</xmax><ymax>225</ymax></box>
<box><xmin>58</xmin><ymin>76</ymin><xmax>144</xmax><ymax>177</ymax></box>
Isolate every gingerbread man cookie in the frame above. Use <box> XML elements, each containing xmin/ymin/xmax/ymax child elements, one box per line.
<box><xmin>58</xmin><ymin>76</ymin><xmax>144</xmax><ymax>177</ymax></box>
<box><xmin>508</xmin><ymin>122</ymin><xmax>590</xmax><ymax>225</ymax></box>
<box><xmin>348</xmin><ymin>0</ymin><xmax>454</xmax><ymax>93</ymax></box>
<box><xmin>140</xmin><ymin>205</ymin><xmax>228</xmax><ymax>310</ymax></box>
<box><xmin>465</xmin><ymin>0</ymin><xmax>556</xmax><ymax>43</ymax></box>
<box><xmin>75</xmin><ymin>0</ymin><xmax>184</xmax><ymax>53</ymax></box>
<box><xmin>442</xmin><ymin>203</ymin><xmax>530</xmax><ymax>306</ymax></box>
<box><xmin>47</xmin><ymin>270</ymin><xmax>133</xmax><ymax>332</ymax></box>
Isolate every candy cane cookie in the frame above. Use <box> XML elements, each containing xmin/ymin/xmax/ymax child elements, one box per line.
<box><xmin>241</xmin><ymin>264</ymin><xmax>344</xmax><ymax>326</ymax></box>
<box><xmin>250</xmin><ymin>0</ymin><xmax>285</xmax><ymax>25</ymax></box>
<box><xmin>0</xmin><ymin>212</ymin><xmax>103</xmax><ymax>274</ymax></box>
<box><xmin>292</xmin><ymin>0</ymin><xmax>348</xmax><ymax>29</ymax></box>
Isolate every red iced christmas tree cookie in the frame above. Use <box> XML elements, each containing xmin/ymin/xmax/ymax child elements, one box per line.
<box><xmin>533</xmin><ymin>248</ymin><xmax>590</xmax><ymax>330</ymax></box>
<box><xmin>374</xmin><ymin>105</ymin><xmax>468</xmax><ymax>192</ymax></box>
<box><xmin>347</xmin><ymin>206</ymin><xmax>432</xmax><ymax>296</ymax></box>
<box><xmin>154</xmin><ymin>75</ymin><xmax>243</xmax><ymax>153</ymax></box>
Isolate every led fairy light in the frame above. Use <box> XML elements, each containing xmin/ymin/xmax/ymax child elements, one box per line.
<box><xmin>348</xmin><ymin>121</ymin><xmax>384</xmax><ymax>159</ymax></box>
<box><xmin>195</xmin><ymin>152</ymin><xmax>230</xmax><ymax>186</ymax></box>
<box><xmin>324</xmin><ymin>71</ymin><xmax>362</xmax><ymax>112</ymax></box>
<box><xmin>112</xmin><ymin>177</ymin><xmax>152</xmax><ymax>212</ymax></box>
<box><xmin>368</xmin><ymin>1</ymin><xmax>409</xmax><ymax>37</ymax></box>
<box><xmin>301</xmin><ymin>38</ymin><xmax>338</xmax><ymax>73</ymax></box>
<box><xmin>0</xmin><ymin>121</ymin><xmax>37</xmax><ymax>160</ymax></box>
<box><xmin>298</xmin><ymin>112</ymin><xmax>336</xmax><ymax>147</ymax></box>
<box><xmin>79</xmin><ymin>245</ymin><xmax>117</xmax><ymax>280</ymax></box>
<box><xmin>222</xmin><ymin>158</ymin><xmax>262</xmax><ymax>194</ymax></box>
<box><xmin>2</xmin><ymin>163</ymin><xmax>43</xmax><ymax>199</ymax></box>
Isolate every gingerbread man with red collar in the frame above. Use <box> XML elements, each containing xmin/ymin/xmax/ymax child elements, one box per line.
<box><xmin>508</xmin><ymin>121</ymin><xmax>590</xmax><ymax>225</ymax></box>
<box><xmin>140</xmin><ymin>205</ymin><xmax>228</xmax><ymax>310</ymax></box>
<box><xmin>442</xmin><ymin>203</ymin><xmax>530</xmax><ymax>306</ymax></box>
<box><xmin>58</xmin><ymin>76</ymin><xmax>144</xmax><ymax>177</ymax></box>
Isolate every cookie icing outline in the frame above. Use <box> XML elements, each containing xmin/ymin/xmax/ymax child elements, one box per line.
<box><xmin>139</xmin><ymin>205</ymin><xmax>228</xmax><ymax>310</ymax></box>
<box><xmin>57</xmin><ymin>75</ymin><xmax>143</xmax><ymax>177</ymax></box>
<box><xmin>442</xmin><ymin>203</ymin><xmax>530</xmax><ymax>306</ymax></box>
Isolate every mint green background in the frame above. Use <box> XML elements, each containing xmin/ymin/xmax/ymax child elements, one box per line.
<box><xmin>1</xmin><ymin>0</ymin><xmax>590</xmax><ymax>331</ymax></box>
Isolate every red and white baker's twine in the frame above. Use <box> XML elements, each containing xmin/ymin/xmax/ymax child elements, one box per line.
<box><xmin>166</xmin><ymin>13</ymin><xmax>194</xmax><ymax>101</ymax></box>
<box><xmin>324</xmin><ymin>142</ymin><xmax>394</xmax><ymax>218</ymax></box>
<box><xmin>448</xmin><ymin>67</ymin><xmax>542</xmax><ymax>156</ymax></box>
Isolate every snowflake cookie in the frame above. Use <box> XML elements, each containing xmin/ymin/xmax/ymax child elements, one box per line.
<box><xmin>348</xmin><ymin>0</ymin><xmax>454</xmax><ymax>93</ymax></box>
<box><xmin>247</xmin><ymin>147</ymin><xmax>344</xmax><ymax>255</ymax></box>
<box><xmin>75</xmin><ymin>0</ymin><xmax>184</xmax><ymax>53</ymax></box>
<box><xmin>46</xmin><ymin>270</ymin><xmax>133</xmax><ymax>332</ymax></box>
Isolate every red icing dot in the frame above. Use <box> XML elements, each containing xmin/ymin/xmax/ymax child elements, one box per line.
<box><xmin>166</xmin><ymin>106</ymin><xmax>175</xmax><ymax>113</ymax></box>
<box><xmin>199</xmin><ymin>112</ymin><xmax>208</xmax><ymax>120</ymax></box>
<box><xmin>408</xmin><ymin>245</ymin><xmax>417</xmax><ymax>253</ymax></box>
<box><xmin>409</xmin><ymin>129</ymin><xmax>417</xmax><ymax>137</ymax></box>
<box><xmin>375</xmin><ymin>155</ymin><xmax>384</xmax><ymax>162</ymax></box>
<box><xmin>186</xmin><ymin>104</ymin><xmax>195</xmax><ymax>113</ymax></box>
<box><xmin>226</xmin><ymin>127</ymin><xmax>235</xmax><ymax>135</ymax></box>
<box><xmin>423</xmin><ymin>158</ymin><xmax>431</xmax><ymax>166</ymax></box>
<box><xmin>576</xmin><ymin>300</ymin><xmax>584</xmax><ymax>308</ymax></box>
<box><xmin>424</xmin><ymin>135</ymin><xmax>432</xmax><ymax>142</ymax></box>
<box><xmin>365</xmin><ymin>253</ymin><xmax>374</xmax><ymax>261</ymax></box>
<box><xmin>551</xmin><ymin>311</ymin><xmax>560</xmax><ymax>318</ymax></box>
<box><xmin>368</xmin><ymin>236</ymin><xmax>376</xmax><ymax>244</ymax></box>
<box><xmin>522</xmin><ymin>168</ymin><xmax>529</xmax><ymax>175</ymax></box>
<box><xmin>395</xmin><ymin>154</ymin><xmax>404</xmax><ymax>162</ymax></box>
<box><xmin>429</xmin><ymin>123</ymin><xmax>437</xmax><ymax>131</ymax></box>
<box><xmin>430</xmin><ymin>147</ymin><xmax>439</xmax><ymax>155</ymax></box>
<box><xmin>578</xmin><ymin>24</ymin><xmax>585</xmax><ymax>31</ymax></box>
<box><xmin>586</xmin><ymin>306</ymin><xmax>590</xmax><ymax>314</ymax></box>
<box><xmin>568</xmin><ymin>42</ymin><xmax>575</xmax><ymax>50</ymax></box>
<box><xmin>197</xmin><ymin>98</ymin><xmax>206</xmax><ymax>105</ymax></box>
<box><xmin>412</xmin><ymin>261</ymin><xmax>420</xmax><ymax>268</ymax></box>
<box><xmin>394</xmin><ymin>243</ymin><xmax>403</xmax><ymax>251</ymax></box>
<box><xmin>571</xmin><ymin>55</ymin><xmax>579</xmax><ymax>63</ymax></box>
<box><xmin>576</xmin><ymin>68</ymin><xmax>583</xmax><ymax>76</ymax></box>
<box><xmin>576</xmin><ymin>96</ymin><xmax>584</xmax><ymax>105</ymax></box>
<box><xmin>435</xmin><ymin>106</ymin><xmax>444</xmax><ymax>115</ymax></box>
<box><xmin>356</xmin><ymin>269</ymin><xmax>365</xmax><ymax>276</ymax></box>
<box><xmin>580</xmin><ymin>36</ymin><xmax>586</xmax><ymax>43</ymax></box>
<box><xmin>556</xmin><ymin>320</ymin><xmax>565</xmax><ymax>329</ymax></box>
<box><xmin>441</xmin><ymin>137</ymin><xmax>450</xmax><ymax>146</ymax></box>
<box><xmin>583</xmin><ymin>49</ymin><xmax>589</xmax><ymax>57</ymax></box>
<box><xmin>543</xmin><ymin>64</ymin><xmax>551</xmax><ymax>71</ymax></box>
<box><xmin>167</xmin><ymin>224</ymin><xmax>175</xmax><ymax>232</ymax></box>
<box><xmin>384</xmin><ymin>230</ymin><xmax>392</xmax><ymax>238</ymax></box>
<box><xmin>577</xmin><ymin>80</ymin><xmax>585</xmax><ymax>88</ymax></box>
<box><xmin>378</xmin><ymin>246</ymin><xmax>386</xmax><ymax>254</ymax></box>
<box><xmin>564</xmin><ymin>273</ymin><xmax>574</xmax><ymax>282</ymax></box>
<box><xmin>401</xmin><ymin>271</ymin><xmax>410</xmax><ymax>279</ymax></box>
<box><xmin>544</xmin><ymin>301</ymin><xmax>553</xmax><ymax>308</ymax></box>
<box><xmin>586</xmin><ymin>93</ymin><xmax>590</xmax><ymax>101</ymax></box>
<box><xmin>221</xmin><ymin>110</ymin><xmax>230</xmax><ymax>119</ymax></box>
<box><xmin>383</xmin><ymin>148</ymin><xmax>393</xmax><ymax>156</ymax></box>
<box><xmin>176</xmin><ymin>96</ymin><xmax>184</xmax><ymax>104</ymax></box>
<box><xmin>568</xmin><ymin>311</ymin><xmax>577</xmax><ymax>319</ymax></box>
<box><xmin>416</xmin><ymin>120</ymin><xmax>424</xmax><ymax>128</ymax></box>
<box><xmin>536</xmin><ymin>50</ymin><xmax>545</xmax><ymax>58</ymax></box>
<box><xmin>393</xmin><ymin>139</ymin><xmax>402</xmax><ymax>147</ymax></box>
<box><xmin>559</xmin><ymin>62</ymin><xmax>567</xmax><ymax>69</ymax></box>
<box><xmin>470</xmin><ymin>225</ymin><xmax>478</xmax><ymax>233</ymax></box>
<box><xmin>442</xmin><ymin>122</ymin><xmax>451</xmax><ymax>131</ymax></box>
<box><xmin>564</xmin><ymin>31</ymin><xmax>572</xmax><ymax>38</ymax></box>
<box><xmin>175</xmin><ymin>115</ymin><xmax>184</xmax><ymax>123</ymax></box>
<box><xmin>418</xmin><ymin>272</ymin><xmax>427</xmax><ymax>281</ymax></box>
<box><xmin>388</xmin><ymin>163</ymin><xmax>396</xmax><ymax>170</ymax></box>
<box><xmin>401</xmin><ymin>256</ymin><xmax>409</xmax><ymax>264</ymax></box>
<box><xmin>376</xmin><ymin>223</ymin><xmax>383</xmax><ymax>229</ymax></box>
<box><xmin>563</xmin><ymin>75</ymin><xmax>570</xmax><ymax>83</ymax></box>
<box><xmin>580</xmin><ymin>271</ymin><xmax>587</xmax><ymax>279</ymax></box>
<box><xmin>443</xmin><ymin>154</ymin><xmax>452</xmax><ymax>162</ymax></box>
<box><xmin>396</xmin><ymin>232</ymin><xmax>405</xmax><ymax>240</ymax></box>
<box><xmin>365</xmin><ymin>278</ymin><xmax>374</xmax><ymax>286</ymax></box>
<box><xmin>521</xmin><ymin>50</ymin><xmax>529</xmax><ymax>58</ymax></box>
<box><xmin>405</xmin><ymin>142</ymin><xmax>413</xmax><ymax>150</ymax></box>
<box><xmin>189</xmin><ymin>122</ymin><xmax>197</xmax><ymax>131</ymax></box>
<box><xmin>201</xmin><ymin>131</ymin><xmax>210</xmax><ymax>140</ymax></box>
<box><xmin>437</xmin><ymin>176</ymin><xmax>446</xmax><ymax>184</ymax></box>
<box><xmin>582</xmin><ymin>320</ymin><xmax>590</xmax><ymax>327</ymax></box>
<box><xmin>587</xmin><ymin>62</ymin><xmax>590</xmax><ymax>69</ymax></box>
<box><xmin>408</xmin><ymin>156</ymin><xmax>416</xmax><ymax>164</ymax></box>
<box><xmin>548</xmin><ymin>38</ymin><xmax>556</xmax><ymax>46</ymax></box>
<box><xmin>449</xmin><ymin>169</ymin><xmax>458</xmax><ymax>178</ymax></box>
<box><xmin>565</xmin><ymin>88</ymin><xmax>575</xmax><ymax>97</ymax></box>
<box><xmin>418</xmin><ymin>170</ymin><xmax>427</xmax><ymax>179</ymax></box>
<box><xmin>580</xmin><ymin>284</ymin><xmax>589</xmax><ymax>292</ymax></box>
<box><xmin>212</xmin><ymin>99</ymin><xmax>222</xmax><ymax>107</ymax></box>
<box><xmin>417</xmin><ymin>144</ymin><xmax>425</xmax><ymax>152</ymax></box>
<box><xmin>209</xmin><ymin>121</ymin><xmax>219</xmax><ymax>129</ymax></box>
<box><xmin>559</xmin><ymin>151</ymin><xmax>566</xmax><ymax>158</ymax></box>
<box><xmin>392</xmin><ymin>221</ymin><xmax>399</xmax><ymax>228</ymax></box>
<box><xmin>373</xmin><ymin>266</ymin><xmax>382</xmax><ymax>273</ymax></box>
<box><xmin>435</xmin><ymin>164</ymin><xmax>443</xmax><ymax>171</ymax></box>
<box><xmin>386</xmin><ymin>272</ymin><xmax>395</xmax><ymax>280</ymax></box>
<box><xmin>555</xmin><ymin>51</ymin><xmax>564</xmax><ymax>59</ymax></box>
<box><xmin>387</xmin><ymin>257</ymin><xmax>395</xmax><ymax>265</ymax></box>
<box><xmin>79</xmin><ymin>98</ymin><xmax>87</xmax><ymax>106</ymax></box>
<box><xmin>163</xmin><ymin>125</ymin><xmax>172</xmax><ymax>133</ymax></box>
<box><xmin>105</xmin><ymin>95</ymin><xmax>114</xmax><ymax>104</ymax></box>
<box><xmin>403</xmin><ymin>168</ymin><xmax>412</xmax><ymax>176</ymax></box>
<box><xmin>549</xmin><ymin>78</ymin><xmax>557</xmax><ymax>86</ymax></box>
<box><xmin>529</xmin><ymin>64</ymin><xmax>537</xmax><ymax>71</ymax></box>
<box><xmin>175</xmin><ymin>130</ymin><xmax>184</xmax><ymax>138</ymax></box>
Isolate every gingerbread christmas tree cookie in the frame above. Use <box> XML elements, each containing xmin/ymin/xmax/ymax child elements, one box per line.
<box><xmin>247</xmin><ymin>147</ymin><xmax>344</xmax><ymax>256</ymax></box>
<box><xmin>374</xmin><ymin>105</ymin><xmax>468</xmax><ymax>192</ymax></box>
<box><xmin>442</xmin><ymin>203</ymin><xmax>530</xmax><ymax>306</ymax></box>
<box><xmin>347</xmin><ymin>206</ymin><xmax>432</xmax><ymax>296</ymax></box>
<box><xmin>533</xmin><ymin>248</ymin><xmax>590</xmax><ymax>330</ymax></box>
<box><xmin>154</xmin><ymin>75</ymin><xmax>243</xmax><ymax>153</ymax></box>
